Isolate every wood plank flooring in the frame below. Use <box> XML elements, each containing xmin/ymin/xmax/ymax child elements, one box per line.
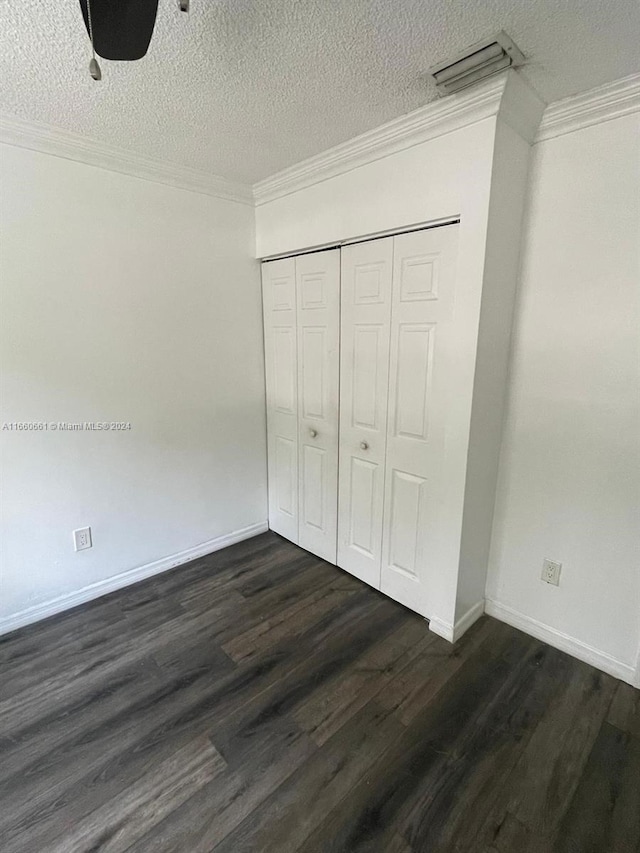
<box><xmin>0</xmin><ymin>532</ymin><xmax>637</xmax><ymax>852</ymax></box>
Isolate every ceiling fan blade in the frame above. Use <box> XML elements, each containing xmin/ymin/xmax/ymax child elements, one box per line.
<box><xmin>78</xmin><ymin>0</ymin><xmax>160</xmax><ymax>61</ymax></box>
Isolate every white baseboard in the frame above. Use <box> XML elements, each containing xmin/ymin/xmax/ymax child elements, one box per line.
<box><xmin>428</xmin><ymin>616</ymin><xmax>454</xmax><ymax>642</ymax></box>
<box><xmin>429</xmin><ymin>599</ymin><xmax>485</xmax><ymax>644</ymax></box>
<box><xmin>485</xmin><ymin>598</ymin><xmax>638</xmax><ymax>688</ymax></box>
<box><xmin>453</xmin><ymin>600</ymin><xmax>486</xmax><ymax>641</ymax></box>
<box><xmin>0</xmin><ymin>521</ymin><xmax>268</xmax><ymax>637</ymax></box>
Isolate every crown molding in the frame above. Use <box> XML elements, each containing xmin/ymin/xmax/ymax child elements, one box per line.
<box><xmin>0</xmin><ymin>112</ymin><xmax>253</xmax><ymax>205</ymax></box>
<box><xmin>536</xmin><ymin>72</ymin><xmax>640</xmax><ymax>142</ymax></box>
<box><xmin>4</xmin><ymin>74</ymin><xmax>635</xmax><ymax>207</ymax></box>
<box><xmin>253</xmin><ymin>75</ymin><xmax>508</xmax><ymax>206</ymax></box>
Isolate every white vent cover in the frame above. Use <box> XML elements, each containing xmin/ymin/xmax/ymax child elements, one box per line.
<box><xmin>429</xmin><ymin>31</ymin><xmax>525</xmax><ymax>95</ymax></box>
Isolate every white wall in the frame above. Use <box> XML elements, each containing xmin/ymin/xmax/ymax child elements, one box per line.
<box><xmin>486</xmin><ymin>112</ymin><xmax>640</xmax><ymax>685</ymax></box>
<box><xmin>0</xmin><ymin>144</ymin><xmax>267</xmax><ymax>629</ymax></box>
<box><xmin>255</xmin><ymin>118</ymin><xmax>495</xmax><ymax>259</ymax></box>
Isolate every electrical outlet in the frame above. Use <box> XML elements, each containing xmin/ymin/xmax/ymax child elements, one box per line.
<box><xmin>541</xmin><ymin>558</ymin><xmax>561</xmax><ymax>586</ymax></box>
<box><xmin>73</xmin><ymin>527</ymin><xmax>92</xmax><ymax>552</ymax></box>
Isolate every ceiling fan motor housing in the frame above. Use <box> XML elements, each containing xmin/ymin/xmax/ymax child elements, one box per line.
<box><xmin>78</xmin><ymin>0</ymin><xmax>160</xmax><ymax>60</ymax></box>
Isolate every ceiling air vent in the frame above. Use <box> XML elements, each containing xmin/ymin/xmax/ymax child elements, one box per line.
<box><xmin>429</xmin><ymin>31</ymin><xmax>525</xmax><ymax>95</ymax></box>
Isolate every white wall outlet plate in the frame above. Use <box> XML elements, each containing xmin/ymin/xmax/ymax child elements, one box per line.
<box><xmin>541</xmin><ymin>558</ymin><xmax>561</xmax><ymax>586</ymax></box>
<box><xmin>73</xmin><ymin>527</ymin><xmax>92</xmax><ymax>551</ymax></box>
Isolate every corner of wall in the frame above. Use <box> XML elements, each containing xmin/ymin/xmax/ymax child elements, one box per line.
<box><xmin>455</xmin><ymin>84</ymin><xmax>543</xmax><ymax>621</ymax></box>
<box><xmin>430</xmin><ymin>599</ymin><xmax>485</xmax><ymax>644</ymax></box>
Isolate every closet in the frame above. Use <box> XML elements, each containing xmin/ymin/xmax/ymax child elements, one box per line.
<box><xmin>258</xmin><ymin>71</ymin><xmax>544</xmax><ymax>637</ymax></box>
<box><xmin>262</xmin><ymin>223</ymin><xmax>460</xmax><ymax>618</ymax></box>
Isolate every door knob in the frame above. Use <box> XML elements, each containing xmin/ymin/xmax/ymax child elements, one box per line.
<box><xmin>309</xmin><ymin>428</ymin><xmax>318</xmax><ymax>438</ymax></box>
<box><xmin>360</xmin><ymin>441</ymin><xmax>369</xmax><ymax>450</ymax></box>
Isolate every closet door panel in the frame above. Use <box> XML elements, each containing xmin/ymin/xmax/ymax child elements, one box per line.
<box><xmin>296</xmin><ymin>250</ymin><xmax>340</xmax><ymax>563</ymax></box>
<box><xmin>381</xmin><ymin>225</ymin><xmax>460</xmax><ymax>616</ymax></box>
<box><xmin>262</xmin><ymin>258</ymin><xmax>298</xmax><ymax>542</ymax></box>
<box><xmin>337</xmin><ymin>237</ymin><xmax>393</xmax><ymax>586</ymax></box>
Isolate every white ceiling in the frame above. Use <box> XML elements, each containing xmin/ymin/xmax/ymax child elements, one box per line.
<box><xmin>1</xmin><ymin>0</ymin><xmax>639</xmax><ymax>185</ymax></box>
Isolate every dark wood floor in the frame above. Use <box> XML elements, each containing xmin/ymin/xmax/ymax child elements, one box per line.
<box><xmin>1</xmin><ymin>533</ymin><xmax>638</xmax><ymax>853</ymax></box>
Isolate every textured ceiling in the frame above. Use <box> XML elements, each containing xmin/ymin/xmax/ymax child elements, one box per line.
<box><xmin>1</xmin><ymin>0</ymin><xmax>639</xmax><ymax>184</ymax></box>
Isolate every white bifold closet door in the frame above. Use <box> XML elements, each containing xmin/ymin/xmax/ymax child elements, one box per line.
<box><xmin>264</xmin><ymin>227</ymin><xmax>459</xmax><ymax>613</ymax></box>
<box><xmin>337</xmin><ymin>237</ymin><xmax>393</xmax><ymax>586</ymax></box>
<box><xmin>380</xmin><ymin>225</ymin><xmax>459</xmax><ymax>615</ymax></box>
<box><xmin>337</xmin><ymin>224</ymin><xmax>460</xmax><ymax>616</ymax></box>
<box><xmin>296</xmin><ymin>250</ymin><xmax>340</xmax><ymax>562</ymax></box>
<box><xmin>262</xmin><ymin>249</ymin><xmax>340</xmax><ymax>564</ymax></box>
